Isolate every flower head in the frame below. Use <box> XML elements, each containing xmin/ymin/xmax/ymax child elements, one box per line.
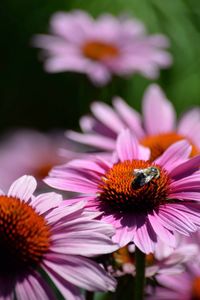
<box><xmin>0</xmin><ymin>175</ymin><xmax>117</xmax><ymax>299</ymax></box>
<box><xmin>46</xmin><ymin>129</ymin><xmax>200</xmax><ymax>254</ymax></box>
<box><xmin>67</xmin><ymin>84</ymin><xmax>200</xmax><ymax>158</ymax></box>
<box><xmin>33</xmin><ymin>11</ymin><xmax>172</xmax><ymax>86</ymax></box>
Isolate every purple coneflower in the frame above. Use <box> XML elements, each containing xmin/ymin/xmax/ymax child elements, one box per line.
<box><xmin>46</xmin><ymin>129</ymin><xmax>200</xmax><ymax>254</ymax></box>
<box><xmin>67</xmin><ymin>84</ymin><xmax>200</xmax><ymax>159</ymax></box>
<box><xmin>33</xmin><ymin>11</ymin><xmax>171</xmax><ymax>86</ymax></box>
<box><xmin>0</xmin><ymin>175</ymin><xmax>117</xmax><ymax>299</ymax></box>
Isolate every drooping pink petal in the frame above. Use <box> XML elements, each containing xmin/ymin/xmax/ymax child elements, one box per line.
<box><xmin>43</xmin><ymin>254</ymin><xmax>116</xmax><ymax>292</ymax></box>
<box><xmin>41</xmin><ymin>264</ymin><xmax>83</xmax><ymax>300</ymax></box>
<box><xmin>148</xmin><ymin>212</ymin><xmax>176</xmax><ymax>247</ymax></box>
<box><xmin>155</xmin><ymin>206</ymin><xmax>197</xmax><ymax>235</ymax></box>
<box><xmin>143</xmin><ymin>84</ymin><xmax>176</xmax><ymax>135</ymax></box>
<box><xmin>15</xmin><ymin>272</ymin><xmax>56</xmax><ymax>300</ymax></box>
<box><xmin>133</xmin><ymin>217</ymin><xmax>157</xmax><ymax>254</ymax></box>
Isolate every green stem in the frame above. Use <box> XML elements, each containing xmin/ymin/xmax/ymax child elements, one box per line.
<box><xmin>134</xmin><ymin>247</ymin><xmax>146</xmax><ymax>300</ymax></box>
<box><xmin>86</xmin><ymin>291</ymin><xmax>94</xmax><ymax>300</ymax></box>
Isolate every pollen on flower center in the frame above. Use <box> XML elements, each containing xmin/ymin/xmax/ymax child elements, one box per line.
<box><xmin>0</xmin><ymin>196</ymin><xmax>51</xmax><ymax>275</ymax></box>
<box><xmin>82</xmin><ymin>41</ymin><xmax>119</xmax><ymax>60</ymax></box>
<box><xmin>140</xmin><ymin>132</ymin><xmax>199</xmax><ymax>161</ymax></box>
<box><xmin>98</xmin><ymin>160</ymin><xmax>171</xmax><ymax>212</ymax></box>
<box><xmin>192</xmin><ymin>276</ymin><xmax>200</xmax><ymax>300</ymax></box>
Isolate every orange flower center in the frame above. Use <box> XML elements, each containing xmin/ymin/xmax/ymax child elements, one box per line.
<box><xmin>140</xmin><ymin>132</ymin><xmax>199</xmax><ymax>161</ymax></box>
<box><xmin>0</xmin><ymin>196</ymin><xmax>51</xmax><ymax>275</ymax></box>
<box><xmin>192</xmin><ymin>276</ymin><xmax>200</xmax><ymax>300</ymax></box>
<box><xmin>35</xmin><ymin>163</ymin><xmax>53</xmax><ymax>180</ymax></box>
<box><xmin>82</xmin><ymin>41</ymin><xmax>119</xmax><ymax>61</ymax></box>
<box><xmin>113</xmin><ymin>246</ymin><xmax>134</xmax><ymax>266</ymax></box>
<box><xmin>98</xmin><ymin>160</ymin><xmax>171</xmax><ymax>213</ymax></box>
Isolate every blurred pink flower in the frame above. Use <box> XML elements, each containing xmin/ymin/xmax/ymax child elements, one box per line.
<box><xmin>105</xmin><ymin>238</ymin><xmax>197</xmax><ymax>278</ymax></box>
<box><xmin>45</xmin><ymin>129</ymin><xmax>200</xmax><ymax>254</ymax></box>
<box><xmin>0</xmin><ymin>129</ymin><xmax>75</xmax><ymax>190</ymax></box>
<box><xmin>0</xmin><ymin>175</ymin><xmax>117</xmax><ymax>299</ymax></box>
<box><xmin>149</xmin><ymin>264</ymin><xmax>200</xmax><ymax>300</ymax></box>
<box><xmin>67</xmin><ymin>84</ymin><xmax>200</xmax><ymax>159</ymax></box>
<box><xmin>33</xmin><ymin>11</ymin><xmax>172</xmax><ymax>86</ymax></box>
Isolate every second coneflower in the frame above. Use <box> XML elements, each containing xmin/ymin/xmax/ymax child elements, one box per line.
<box><xmin>45</xmin><ymin>129</ymin><xmax>200</xmax><ymax>254</ymax></box>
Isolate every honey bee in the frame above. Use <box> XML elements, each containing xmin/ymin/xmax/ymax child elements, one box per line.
<box><xmin>131</xmin><ymin>166</ymin><xmax>160</xmax><ymax>190</ymax></box>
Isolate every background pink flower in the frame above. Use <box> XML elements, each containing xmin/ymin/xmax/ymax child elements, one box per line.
<box><xmin>34</xmin><ymin>11</ymin><xmax>172</xmax><ymax>86</ymax></box>
<box><xmin>67</xmin><ymin>84</ymin><xmax>200</xmax><ymax>159</ymax></box>
<box><xmin>0</xmin><ymin>129</ymin><xmax>75</xmax><ymax>190</ymax></box>
<box><xmin>46</xmin><ymin>129</ymin><xmax>200</xmax><ymax>254</ymax></box>
<box><xmin>148</xmin><ymin>263</ymin><xmax>200</xmax><ymax>300</ymax></box>
<box><xmin>0</xmin><ymin>175</ymin><xmax>117</xmax><ymax>299</ymax></box>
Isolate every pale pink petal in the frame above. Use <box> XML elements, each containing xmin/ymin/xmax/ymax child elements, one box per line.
<box><xmin>51</xmin><ymin>230</ymin><xmax>118</xmax><ymax>257</ymax></box>
<box><xmin>66</xmin><ymin>131</ymin><xmax>116</xmax><ymax>150</ymax></box>
<box><xmin>178</xmin><ymin>108</ymin><xmax>200</xmax><ymax>137</ymax></box>
<box><xmin>143</xmin><ymin>84</ymin><xmax>176</xmax><ymax>135</ymax></box>
<box><xmin>116</xmin><ymin>129</ymin><xmax>140</xmax><ymax>161</ymax></box>
<box><xmin>87</xmin><ymin>64</ymin><xmax>112</xmax><ymax>86</ymax></box>
<box><xmin>90</xmin><ymin>101</ymin><xmax>125</xmax><ymax>134</ymax></box>
<box><xmin>46</xmin><ymin>201</ymin><xmax>85</xmax><ymax>225</ymax></box>
<box><xmin>50</xmin><ymin>11</ymin><xmax>93</xmax><ymax>43</ymax></box>
<box><xmin>8</xmin><ymin>175</ymin><xmax>37</xmax><ymax>202</ymax></box>
<box><xmin>32</xmin><ymin>192</ymin><xmax>62</xmax><ymax>215</ymax></box>
<box><xmin>112</xmin><ymin>96</ymin><xmax>145</xmax><ymax>139</ymax></box>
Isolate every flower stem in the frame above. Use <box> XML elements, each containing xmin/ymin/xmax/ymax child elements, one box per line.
<box><xmin>134</xmin><ymin>246</ymin><xmax>146</xmax><ymax>300</ymax></box>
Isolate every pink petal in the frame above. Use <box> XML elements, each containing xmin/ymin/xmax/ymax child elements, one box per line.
<box><xmin>156</xmin><ymin>206</ymin><xmax>197</xmax><ymax>235</ymax></box>
<box><xmin>8</xmin><ymin>175</ymin><xmax>37</xmax><ymax>202</ymax></box>
<box><xmin>143</xmin><ymin>84</ymin><xmax>176</xmax><ymax>135</ymax></box>
<box><xmin>66</xmin><ymin>131</ymin><xmax>115</xmax><ymax>150</ymax></box>
<box><xmin>44</xmin><ymin>169</ymin><xmax>98</xmax><ymax>193</ymax></box>
<box><xmin>41</xmin><ymin>264</ymin><xmax>83</xmax><ymax>300</ymax></box>
<box><xmin>148</xmin><ymin>212</ymin><xmax>176</xmax><ymax>247</ymax></box>
<box><xmin>133</xmin><ymin>217</ymin><xmax>157</xmax><ymax>254</ymax></box>
<box><xmin>32</xmin><ymin>192</ymin><xmax>62</xmax><ymax>215</ymax></box>
<box><xmin>112</xmin><ymin>96</ymin><xmax>145</xmax><ymax>139</ymax></box>
<box><xmin>90</xmin><ymin>101</ymin><xmax>125</xmax><ymax>134</ymax></box>
<box><xmin>169</xmin><ymin>154</ymin><xmax>200</xmax><ymax>180</ymax></box>
<box><xmin>43</xmin><ymin>254</ymin><xmax>116</xmax><ymax>292</ymax></box>
<box><xmin>155</xmin><ymin>140</ymin><xmax>191</xmax><ymax>172</ymax></box>
<box><xmin>116</xmin><ymin>129</ymin><xmax>140</xmax><ymax>161</ymax></box>
<box><xmin>51</xmin><ymin>230</ymin><xmax>118</xmax><ymax>257</ymax></box>
<box><xmin>178</xmin><ymin>108</ymin><xmax>200</xmax><ymax>137</ymax></box>
<box><xmin>15</xmin><ymin>272</ymin><xmax>56</xmax><ymax>300</ymax></box>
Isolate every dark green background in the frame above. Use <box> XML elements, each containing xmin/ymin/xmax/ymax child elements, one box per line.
<box><xmin>1</xmin><ymin>0</ymin><xmax>200</xmax><ymax>133</ymax></box>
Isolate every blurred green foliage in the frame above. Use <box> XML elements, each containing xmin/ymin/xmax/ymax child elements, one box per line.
<box><xmin>1</xmin><ymin>0</ymin><xmax>200</xmax><ymax>132</ymax></box>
